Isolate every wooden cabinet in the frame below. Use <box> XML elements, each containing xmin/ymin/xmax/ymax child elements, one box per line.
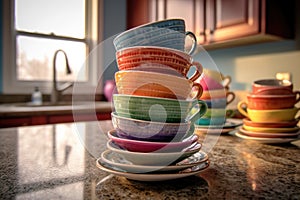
<box><xmin>147</xmin><ymin>0</ymin><xmax>206</xmax><ymax>44</ymax></box>
<box><xmin>205</xmin><ymin>0</ymin><xmax>259</xmax><ymax>43</ymax></box>
<box><xmin>128</xmin><ymin>0</ymin><xmax>295</xmax><ymax>49</ymax></box>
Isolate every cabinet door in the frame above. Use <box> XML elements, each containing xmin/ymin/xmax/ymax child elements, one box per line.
<box><xmin>150</xmin><ymin>0</ymin><xmax>206</xmax><ymax>44</ymax></box>
<box><xmin>206</xmin><ymin>0</ymin><xmax>259</xmax><ymax>43</ymax></box>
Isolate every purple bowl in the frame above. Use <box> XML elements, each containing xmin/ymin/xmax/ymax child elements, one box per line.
<box><xmin>111</xmin><ymin>112</ymin><xmax>192</xmax><ymax>142</ymax></box>
<box><xmin>108</xmin><ymin>129</ymin><xmax>199</xmax><ymax>153</ymax></box>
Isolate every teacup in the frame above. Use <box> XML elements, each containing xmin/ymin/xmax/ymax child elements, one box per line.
<box><xmin>113</xmin><ymin>19</ymin><xmax>197</xmax><ymax>55</ymax></box>
<box><xmin>197</xmin><ymin>75</ymin><xmax>224</xmax><ymax>91</ymax></box>
<box><xmin>203</xmin><ymin>98</ymin><xmax>226</xmax><ymax>108</ymax></box>
<box><xmin>113</xmin><ymin>94</ymin><xmax>207</xmax><ymax>123</ymax></box>
<box><xmin>111</xmin><ymin>112</ymin><xmax>192</xmax><ymax>142</ymax></box>
<box><xmin>115</xmin><ymin>70</ymin><xmax>203</xmax><ymax>100</ymax></box>
<box><xmin>203</xmin><ymin>69</ymin><xmax>231</xmax><ymax>89</ymax></box>
<box><xmin>202</xmin><ymin>108</ymin><xmax>234</xmax><ymax>118</ymax></box>
<box><xmin>195</xmin><ymin>117</ymin><xmax>226</xmax><ymax>126</ymax></box>
<box><xmin>246</xmin><ymin>93</ymin><xmax>300</xmax><ymax>110</ymax></box>
<box><xmin>252</xmin><ymin>79</ymin><xmax>293</xmax><ymax>95</ymax></box>
<box><xmin>204</xmin><ymin>95</ymin><xmax>235</xmax><ymax>108</ymax></box>
<box><xmin>237</xmin><ymin>101</ymin><xmax>300</xmax><ymax>122</ymax></box>
<box><xmin>200</xmin><ymin>89</ymin><xmax>235</xmax><ymax>103</ymax></box>
<box><xmin>116</xmin><ymin>46</ymin><xmax>203</xmax><ymax>82</ymax></box>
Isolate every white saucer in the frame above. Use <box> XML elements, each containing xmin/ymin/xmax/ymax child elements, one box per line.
<box><xmin>96</xmin><ymin>158</ymin><xmax>210</xmax><ymax>181</ymax></box>
<box><xmin>107</xmin><ymin>140</ymin><xmax>201</xmax><ymax>166</ymax></box>
<box><xmin>101</xmin><ymin>150</ymin><xmax>209</xmax><ymax>173</ymax></box>
<box><xmin>235</xmin><ymin>131</ymin><xmax>300</xmax><ymax>144</ymax></box>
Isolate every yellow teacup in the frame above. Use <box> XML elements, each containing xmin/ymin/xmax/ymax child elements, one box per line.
<box><xmin>203</xmin><ymin>69</ymin><xmax>231</xmax><ymax>89</ymax></box>
<box><xmin>237</xmin><ymin>101</ymin><xmax>300</xmax><ymax>122</ymax></box>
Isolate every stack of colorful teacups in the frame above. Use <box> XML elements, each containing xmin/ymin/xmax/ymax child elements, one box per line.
<box><xmin>236</xmin><ymin>79</ymin><xmax>300</xmax><ymax>143</ymax></box>
<box><xmin>97</xmin><ymin>19</ymin><xmax>210</xmax><ymax>180</ymax></box>
<box><xmin>193</xmin><ymin>69</ymin><xmax>238</xmax><ymax>135</ymax></box>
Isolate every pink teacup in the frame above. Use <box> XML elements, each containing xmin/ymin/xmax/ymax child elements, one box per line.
<box><xmin>197</xmin><ymin>75</ymin><xmax>225</xmax><ymax>91</ymax></box>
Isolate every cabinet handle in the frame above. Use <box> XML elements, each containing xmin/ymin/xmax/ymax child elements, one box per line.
<box><xmin>199</xmin><ymin>31</ymin><xmax>205</xmax><ymax>36</ymax></box>
<box><xmin>210</xmin><ymin>29</ymin><xmax>214</xmax><ymax>34</ymax></box>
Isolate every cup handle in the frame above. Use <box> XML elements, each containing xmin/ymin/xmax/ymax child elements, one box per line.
<box><xmin>222</xmin><ymin>75</ymin><xmax>231</xmax><ymax>88</ymax></box>
<box><xmin>226</xmin><ymin>109</ymin><xmax>235</xmax><ymax>118</ymax></box>
<box><xmin>226</xmin><ymin>91</ymin><xmax>236</xmax><ymax>105</ymax></box>
<box><xmin>294</xmin><ymin>91</ymin><xmax>300</xmax><ymax>104</ymax></box>
<box><xmin>190</xmin><ymin>82</ymin><xmax>203</xmax><ymax>99</ymax></box>
<box><xmin>186</xmin><ymin>100</ymin><xmax>208</xmax><ymax>123</ymax></box>
<box><xmin>296</xmin><ymin>107</ymin><xmax>300</xmax><ymax>120</ymax></box>
<box><xmin>237</xmin><ymin>101</ymin><xmax>249</xmax><ymax>118</ymax></box>
<box><xmin>185</xmin><ymin>31</ymin><xmax>197</xmax><ymax>55</ymax></box>
<box><xmin>188</xmin><ymin>61</ymin><xmax>203</xmax><ymax>82</ymax></box>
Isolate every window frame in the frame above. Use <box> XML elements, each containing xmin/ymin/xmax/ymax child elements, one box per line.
<box><xmin>2</xmin><ymin>0</ymin><xmax>103</xmax><ymax>94</ymax></box>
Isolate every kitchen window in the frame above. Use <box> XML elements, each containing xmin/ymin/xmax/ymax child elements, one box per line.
<box><xmin>2</xmin><ymin>0</ymin><xmax>102</xmax><ymax>94</ymax></box>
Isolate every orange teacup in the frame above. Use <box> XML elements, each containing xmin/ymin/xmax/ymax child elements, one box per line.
<box><xmin>252</xmin><ymin>79</ymin><xmax>293</xmax><ymax>95</ymax></box>
<box><xmin>115</xmin><ymin>70</ymin><xmax>203</xmax><ymax>100</ymax></box>
<box><xmin>116</xmin><ymin>46</ymin><xmax>203</xmax><ymax>82</ymax></box>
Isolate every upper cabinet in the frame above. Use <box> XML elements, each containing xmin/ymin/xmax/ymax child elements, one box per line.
<box><xmin>127</xmin><ymin>0</ymin><xmax>295</xmax><ymax>50</ymax></box>
<box><xmin>205</xmin><ymin>0</ymin><xmax>259</xmax><ymax>43</ymax></box>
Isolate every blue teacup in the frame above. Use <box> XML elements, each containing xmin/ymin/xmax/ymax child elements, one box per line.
<box><xmin>113</xmin><ymin>19</ymin><xmax>197</xmax><ymax>55</ymax></box>
<box><xmin>195</xmin><ymin>117</ymin><xmax>226</xmax><ymax>126</ymax></box>
<box><xmin>204</xmin><ymin>98</ymin><xmax>227</xmax><ymax>108</ymax></box>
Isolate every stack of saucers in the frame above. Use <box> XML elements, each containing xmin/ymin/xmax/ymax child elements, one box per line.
<box><xmin>193</xmin><ymin>69</ymin><xmax>241</xmax><ymax>136</ymax></box>
<box><xmin>236</xmin><ymin>79</ymin><xmax>300</xmax><ymax>144</ymax></box>
<box><xmin>96</xmin><ymin>19</ymin><xmax>211</xmax><ymax>181</ymax></box>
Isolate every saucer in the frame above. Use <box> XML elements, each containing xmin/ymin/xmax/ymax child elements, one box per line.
<box><xmin>101</xmin><ymin>150</ymin><xmax>209</xmax><ymax>173</ymax></box>
<box><xmin>235</xmin><ymin>131</ymin><xmax>300</xmax><ymax>144</ymax></box>
<box><xmin>243</xmin><ymin>125</ymin><xmax>299</xmax><ymax>133</ymax></box>
<box><xmin>96</xmin><ymin>158</ymin><xmax>210</xmax><ymax>181</ymax></box>
<box><xmin>238</xmin><ymin>127</ymin><xmax>300</xmax><ymax>138</ymax></box>
<box><xmin>194</xmin><ymin>127</ymin><xmax>236</xmax><ymax>134</ymax></box>
<box><xmin>243</xmin><ymin>118</ymin><xmax>299</xmax><ymax>128</ymax></box>
<box><xmin>195</xmin><ymin>118</ymin><xmax>242</xmax><ymax>129</ymax></box>
<box><xmin>108</xmin><ymin>129</ymin><xmax>199</xmax><ymax>153</ymax></box>
<box><xmin>194</xmin><ymin>118</ymin><xmax>242</xmax><ymax>134</ymax></box>
<box><xmin>107</xmin><ymin>140</ymin><xmax>201</xmax><ymax>166</ymax></box>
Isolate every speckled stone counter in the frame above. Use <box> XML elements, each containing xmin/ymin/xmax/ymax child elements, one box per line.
<box><xmin>0</xmin><ymin>120</ymin><xmax>299</xmax><ymax>199</ymax></box>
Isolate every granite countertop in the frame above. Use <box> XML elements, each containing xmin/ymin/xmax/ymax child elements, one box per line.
<box><xmin>0</xmin><ymin>120</ymin><xmax>299</xmax><ymax>199</ymax></box>
<box><xmin>0</xmin><ymin>101</ymin><xmax>112</xmax><ymax>117</ymax></box>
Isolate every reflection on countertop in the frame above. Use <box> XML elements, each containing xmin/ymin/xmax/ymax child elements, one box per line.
<box><xmin>0</xmin><ymin>120</ymin><xmax>299</xmax><ymax>199</ymax></box>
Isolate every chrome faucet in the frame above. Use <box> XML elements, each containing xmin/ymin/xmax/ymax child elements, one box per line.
<box><xmin>51</xmin><ymin>49</ymin><xmax>73</xmax><ymax>104</ymax></box>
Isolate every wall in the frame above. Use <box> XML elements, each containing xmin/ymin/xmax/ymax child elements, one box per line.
<box><xmin>102</xmin><ymin>0</ymin><xmax>126</xmax><ymax>82</ymax></box>
<box><xmin>194</xmin><ymin>40</ymin><xmax>300</xmax><ymax>91</ymax></box>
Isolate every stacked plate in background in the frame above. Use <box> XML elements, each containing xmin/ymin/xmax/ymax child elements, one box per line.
<box><xmin>193</xmin><ymin>69</ymin><xmax>241</xmax><ymax>136</ymax></box>
<box><xmin>236</xmin><ymin>79</ymin><xmax>300</xmax><ymax>144</ymax></box>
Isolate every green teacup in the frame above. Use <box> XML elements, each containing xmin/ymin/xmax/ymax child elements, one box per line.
<box><xmin>202</xmin><ymin>108</ymin><xmax>235</xmax><ymax>118</ymax></box>
<box><xmin>113</xmin><ymin>94</ymin><xmax>207</xmax><ymax>123</ymax></box>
